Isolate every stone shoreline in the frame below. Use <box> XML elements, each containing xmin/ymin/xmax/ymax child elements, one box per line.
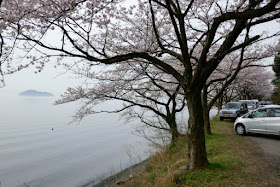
<box><xmin>82</xmin><ymin>159</ymin><xmax>148</xmax><ymax>187</ymax></box>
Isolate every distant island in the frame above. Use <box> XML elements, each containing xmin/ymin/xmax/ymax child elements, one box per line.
<box><xmin>19</xmin><ymin>90</ymin><xmax>54</xmax><ymax>97</ymax></box>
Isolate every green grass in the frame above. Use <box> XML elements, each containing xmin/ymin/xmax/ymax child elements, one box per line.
<box><xmin>172</xmin><ymin>118</ymin><xmax>247</xmax><ymax>186</ymax></box>
<box><xmin>123</xmin><ymin>116</ymin><xmax>280</xmax><ymax>186</ymax></box>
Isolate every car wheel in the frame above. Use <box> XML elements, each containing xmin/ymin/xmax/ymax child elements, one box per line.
<box><xmin>220</xmin><ymin>117</ymin><xmax>224</xmax><ymax>121</ymax></box>
<box><xmin>235</xmin><ymin>124</ymin><xmax>246</xmax><ymax>135</ymax></box>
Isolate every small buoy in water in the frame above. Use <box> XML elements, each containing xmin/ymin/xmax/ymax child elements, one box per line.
<box><xmin>52</xmin><ymin>128</ymin><xmax>54</xmax><ymax>130</ymax></box>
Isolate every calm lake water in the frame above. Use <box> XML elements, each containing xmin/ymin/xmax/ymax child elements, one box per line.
<box><xmin>0</xmin><ymin>95</ymin><xmax>150</xmax><ymax>187</ymax></box>
<box><xmin>0</xmin><ymin>94</ymin><xmax>217</xmax><ymax>187</ymax></box>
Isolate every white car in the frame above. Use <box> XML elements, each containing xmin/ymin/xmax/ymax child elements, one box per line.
<box><xmin>234</xmin><ymin>105</ymin><xmax>280</xmax><ymax>136</ymax></box>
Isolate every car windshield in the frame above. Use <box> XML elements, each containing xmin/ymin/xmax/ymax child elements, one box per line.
<box><xmin>243</xmin><ymin>113</ymin><xmax>250</xmax><ymax>118</ymax></box>
<box><xmin>240</xmin><ymin>101</ymin><xmax>253</xmax><ymax>106</ymax></box>
<box><xmin>224</xmin><ymin>103</ymin><xmax>240</xmax><ymax>109</ymax></box>
<box><xmin>245</xmin><ymin>102</ymin><xmax>253</xmax><ymax>106</ymax></box>
<box><xmin>251</xmin><ymin>109</ymin><xmax>268</xmax><ymax>118</ymax></box>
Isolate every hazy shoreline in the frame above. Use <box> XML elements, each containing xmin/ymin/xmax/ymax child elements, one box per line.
<box><xmin>82</xmin><ymin>159</ymin><xmax>148</xmax><ymax>187</ymax></box>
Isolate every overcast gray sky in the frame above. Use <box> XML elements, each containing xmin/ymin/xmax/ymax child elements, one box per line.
<box><xmin>1</xmin><ymin>64</ymin><xmax>82</xmax><ymax>96</ymax></box>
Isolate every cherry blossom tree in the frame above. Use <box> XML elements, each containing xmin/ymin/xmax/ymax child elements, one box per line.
<box><xmin>213</xmin><ymin>67</ymin><xmax>275</xmax><ymax>104</ymax></box>
<box><xmin>1</xmin><ymin>0</ymin><xmax>280</xmax><ymax>170</ymax></box>
<box><xmin>0</xmin><ymin>0</ymin><xmax>5</xmax><ymax>86</ymax></box>
<box><xmin>202</xmin><ymin>37</ymin><xmax>277</xmax><ymax>134</ymax></box>
<box><xmin>272</xmin><ymin>45</ymin><xmax>280</xmax><ymax>103</ymax></box>
<box><xmin>55</xmin><ymin>60</ymin><xmax>186</xmax><ymax>143</ymax></box>
<box><xmin>234</xmin><ymin>67</ymin><xmax>275</xmax><ymax>100</ymax></box>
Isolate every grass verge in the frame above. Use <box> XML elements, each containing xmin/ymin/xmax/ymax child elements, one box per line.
<box><xmin>122</xmin><ymin>116</ymin><xmax>280</xmax><ymax>186</ymax></box>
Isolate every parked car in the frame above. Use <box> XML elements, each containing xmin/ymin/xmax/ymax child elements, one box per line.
<box><xmin>239</xmin><ymin>100</ymin><xmax>256</xmax><ymax>110</ymax></box>
<box><xmin>258</xmin><ymin>101</ymin><xmax>274</xmax><ymax>108</ymax></box>
<box><xmin>252</xmin><ymin>99</ymin><xmax>259</xmax><ymax>108</ymax></box>
<box><xmin>234</xmin><ymin>105</ymin><xmax>280</xmax><ymax>136</ymax></box>
<box><xmin>219</xmin><ymin>102</ymin><xmax>248</xmax><ymax>121</ymax></box>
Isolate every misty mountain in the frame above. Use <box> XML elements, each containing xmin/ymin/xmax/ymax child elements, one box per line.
<box><xmin>19</xmin><ymin>90</ymin><xmax>54</xmax><ymax>97</ymax></box>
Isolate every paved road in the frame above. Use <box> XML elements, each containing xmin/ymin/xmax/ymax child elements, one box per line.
<box><xmin>246</xmin><ymin>134</ymin><xmax>280</xmax><ymax>169</ymax></box>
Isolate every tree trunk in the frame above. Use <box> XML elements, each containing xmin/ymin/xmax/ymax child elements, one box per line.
<box><xmin>202</xmin><ymin>86</ymin><xmax>211</xmax><ymax>135</ymax></box>
<box><xmin>187</xmin><ymin>90</ymin><xmax>209</xmax><ymax>170</ymax></box>
<box><xmin>167</xmin><ymin>116</ymin><xmax>179</xmax><ymax>143</ymax></box>
<box><xmin>217</xmin><ymin>94</ymin><xmax>223</xmax><ymax>113</ymax></box>
<box><xmin>203</xmin><ymin>108</ymin><xmax>211</xmax><ymax>135</ymax></box>
<box><xmin>171</xmin><ymin>126</ymin><xmax>179</xmax><ymax>143</ymax></box>
<box><xmin>217</xmin><ymin>102</ymin><xmax>222</xmax><ymax>113</ymax></box>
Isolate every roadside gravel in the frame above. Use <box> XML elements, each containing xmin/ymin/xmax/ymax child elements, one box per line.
<box><xmin>246</xmin><ymin>134</ymin><xmax>280</xmax><ymax>170</ymax></box>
